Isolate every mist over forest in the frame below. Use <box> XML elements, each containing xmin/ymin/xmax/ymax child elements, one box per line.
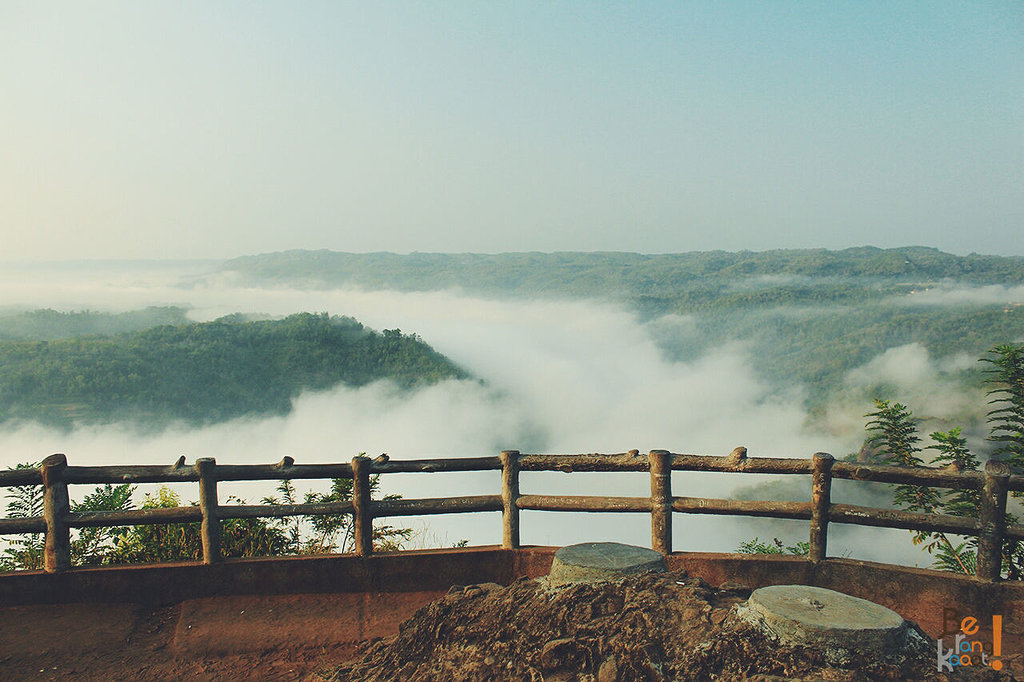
<box><xmin>2</xmin><ymin>247</ymin><xmax>1023</xmax><ymax>567</ymax></box>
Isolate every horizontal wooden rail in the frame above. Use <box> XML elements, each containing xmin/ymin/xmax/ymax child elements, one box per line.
<box><xmin>830</xmin><ymin>504</ymin><xmax>982</xmax><ymax>535</ymax></box>
<box><xmin>8</xmin><ymin>502</ymin><xmax>359</xmax><ymax>531</ymax></box>
<box><xmin>374</xmin><ymin>495</ymin><xmax>502</xmax><ymax>517</ymax></box>
<box><xmin>220</xmin><ymin>501</ymin><xmax>354</xmax><ymax>521</ymax></box>
<box><xmin>3</xmin><ymin>455</ymin><xmax>998</xmax><ymax>490</ymax></box>
<box><xmin>518</xmin><ymin>452</ymin><xmax>649</xmax><ymax>472</ymax></box>
<box><xmin>371</xmin><ymin>457</ymin><xmax>502</xmax><ymax>474</ymax></box>
<box><xmin>215</xmin><ymin>462</ymin><xmax>352</xmax><ymax>482</ymax></box>
<box><xmin>68</xmin><ymin>506</ymin><xmax>204</xmax><ymax>528</ymax></box>
<box><xmin>671</xmin><ymin>452</ymin><xmax>812</xmax><ymax>475</ymax></box>
<box><xmin>0</xmin><ymin>469</ymin><xmax>43</xmax><ymax>486</ymax></box>
<box><xmin>64</xmin><ymin>463</ymin><xmax>199</xmax><ymax>484</ymax></box>
<box><xmin>1</xmin><ymin>449</ymin><xmax>1020</xmax><ymax>582</ymax></box>
<box><xmin>516</xmin><ymin>494</ymin><xmax>651</xmax><ymax>512</ymax></box>
<box><xmin>0</xmin><ymin>517</ymin><xmax>46</xmax><ymax>534</ymax></box>
<box><xmin>832</xmin><ymin>462</ymin><xmax>985</xmax><ymax>490</ymax></box>
<box><xmin>62</xmin><ymin>460</ymin><xmax>352</xmax><ymax>485</ymax></box>
<box><xmin>672</xmin><ymin>497</ymin><xmax>812</xmax><ymax>520</ymax></box>
<box><xmin>56</xmin><ymin>456</ymin><xmax>504</xmax><ymax>485</ymax></box>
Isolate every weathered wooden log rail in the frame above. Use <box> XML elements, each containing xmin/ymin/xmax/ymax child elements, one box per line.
<box><xmin>1</xmin><ymin>448</ymin><xmax>1022</xmax><ymax>581</ymax></box>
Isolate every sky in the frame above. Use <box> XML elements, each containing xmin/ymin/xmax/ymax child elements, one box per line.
<box><xmin>1</xmin><ymin>2</ymin><xmax>1022</xmax><ymax>261</ymax></box>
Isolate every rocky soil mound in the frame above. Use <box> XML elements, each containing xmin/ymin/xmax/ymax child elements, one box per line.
<box><xmin>322</xmin><ymin>571</ymin><xmax>1013</xmax><ymax>682</ymax></box>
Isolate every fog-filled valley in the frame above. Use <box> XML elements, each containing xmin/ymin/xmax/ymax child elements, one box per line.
<box><xmin>2</xmin><ymin>248</ymin><xmax>1023</xmax><ymax>569</ymax></box>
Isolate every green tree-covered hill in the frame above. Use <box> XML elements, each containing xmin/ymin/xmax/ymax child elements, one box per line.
<box><xmin>223</xmin><ymin>247</ymin><xmax>1024</xmax><ymax>297</ymax></box>
<box><xmin>223</xmin><ymin>248</ymin><xmax>1024</xmax><ymax>404</ymax></box>
<box><xmin>0</xmin><ymin>313</ymin><xmax>468</xmax><ymax>428</ymax></box>
<box><xmin>0</xmin><ymin>307</ymin><xmax>193</xmax><ymax>341</ymax></box>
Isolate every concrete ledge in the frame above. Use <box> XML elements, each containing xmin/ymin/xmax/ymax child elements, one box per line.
<box><xmin>172</xmin><ymin>591</ymin><xmax>446</xmax><ymax>657</ymax></box>
<box><xmin>0</xmin><ymin>546</ymin><xmax>524</xmax><ymax>607</ymax></box>
<box><xmin>1</xmin><ymin>547</ymin><xmax>1022</xmax><ymax>653</ymax></box>
<box><xmin>0</xmin><ymin>603</ymin><xmax>137</xmax><ymax>655</ymax></box>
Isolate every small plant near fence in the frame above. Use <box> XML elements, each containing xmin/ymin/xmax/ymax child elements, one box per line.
<box><xmin>737</xmin><ymin>343</ymin><xmax>1024</xmax><ymax>577</ymax></box>
<box><xmin>1</xmin><ymin>456</ymin><xmax>412</xmax><ymax>571</ymax></box>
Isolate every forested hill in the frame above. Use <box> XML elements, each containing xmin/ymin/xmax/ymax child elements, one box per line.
<box><xmin>222</xmin><ymin>248</ymin><xmax>1024</xmax><ymax>405</ymax></box>
<box><xmin>223</xmin><ymin>247</ymin><xmax>1024</xmax><ymax>299</ymax></box>
<box><xmin>0</xmin><ymin>313</ymin><xmax>468</xmax><ymax>428</ymax></box>
<box><xmin>0</xmin><ymin>306</ymin><xmax>192</xmax><ymax>341</ymax></box>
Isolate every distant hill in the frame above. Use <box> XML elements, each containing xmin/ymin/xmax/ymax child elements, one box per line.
<box><xmin>0</xmin><ymin>312</ymin><xmax>468</xmax><ymax>428</ymax></box>
<box><xmin>0</xmin><ymin>307</ymin><xmax>193</xmax><ymax>341</ymax></box>
<box><xmin>222</xmin><ymin>248</ymin><xmax>1024</xmax><ymax>410</ymax></box>
<box><xmin>223</xmin><ymin>247</ymin><xmax>1024</xmax><ymax>298</ymax></box>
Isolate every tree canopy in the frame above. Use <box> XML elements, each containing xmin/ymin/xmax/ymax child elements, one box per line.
<box><xmin>0</xmin><ymin>312</ymin><xmax>468</xmax><ymax>428</ymax></box>
<box><xmin>222</xmin><ymin>248</ymin><xmax>1024</xmax><ymax>407</ymax></box>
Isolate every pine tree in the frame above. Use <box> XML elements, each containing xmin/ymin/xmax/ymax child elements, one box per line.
<box><xmin>982</xmin><ymin>343</ymin><xmax>1024</xmax><ymax>577</ymax></box>
<box><xmin>926</xmin><ymin>428</ymin><xmax>979</xmax><ymax>574</ymax></box>
<box><xmin>0</xmin><ymin>462</ymin><xmax>44</xmax><ymax>570</ymax></box>
<box><xmin>983</xmin><ymin>344</ymin><xmax>1024</xmax><ymax>469</ymax></box>
<box><xmin>865</xmin><ymin>400</ymin><xmax>942</xmax><ymax>517</ymax></box>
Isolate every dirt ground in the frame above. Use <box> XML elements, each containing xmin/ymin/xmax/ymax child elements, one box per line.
<box><xmin>325</xmin><ymin>572</ymin><xmax>1017</xmax><ymax>682</ymax></box>
<box><xmin>1</xmin><ymin>573</ymin><xmax>1019</xmax><ymax>681</ymax></box>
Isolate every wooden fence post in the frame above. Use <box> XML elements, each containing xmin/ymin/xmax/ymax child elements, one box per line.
<box><xmin>809</xmin><ymin>452</ymin><xmax>834</xmax><ymax>563</ymax></box>
<box><xmin>649</xmin><ymin>450</ymin><xmax>672</xmax><ymax>555</ymax></box>
<box><xmin>977</xmin><ymin>459</ymin><xmax>1011</xmax><ymax>582</ymax></box>
<box><xmin>196</xmin><ymin>457</ymin><xmax>221</xmax><ymax>564</ymax></box>
<box><xmin>352</xmin><ymin>455</ymin><xmax>373</xmax><ymax>556</ymax></box>
<box><xmin>41</xmin><ymin>453</ymin><xmax>71</xmax><ymax>573</ymax></box>
<box><xmin>500</xmin><ymin>450</ymin><xmax>520</xmax><ymax>549</ymax></box>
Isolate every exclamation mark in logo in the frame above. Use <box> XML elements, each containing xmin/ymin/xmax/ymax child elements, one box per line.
<box><xmin>991</xmin><ymin>615</ymin><xmax>1003</xmax><ymax>671</ymax></box>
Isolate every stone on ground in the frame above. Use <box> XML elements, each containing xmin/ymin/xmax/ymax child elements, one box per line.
<box><xmin>737</xmin><ymin>584</ymin><xmax>909</xmax><ymax>660</ymax></box>
<box><xmin>548</xmin><ymin>542</ymin><xmax>667</xmax><ymax>586</ymax></box>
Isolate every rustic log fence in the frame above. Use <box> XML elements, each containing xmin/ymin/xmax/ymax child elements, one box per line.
<box><xmin>1</xmin><ymin>448</ymin><xmax>1022</xmax><ymax>581</ymax></box>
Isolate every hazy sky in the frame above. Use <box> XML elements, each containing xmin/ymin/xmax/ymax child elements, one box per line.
<box><xmin>2</xmin><ymin>2</ymin><xmax>1021</xmax><ymax>261</ymax></box>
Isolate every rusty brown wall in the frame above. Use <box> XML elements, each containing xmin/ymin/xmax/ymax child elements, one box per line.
<box><xmin>0</xmin><ymin>546</ymin><xmax>517</xmax><ymax>607</ymax></box>
<box><xmin>1</xmin><ymin>546</ymin><xmax>1020</xmax><ymax>653</ymax></box>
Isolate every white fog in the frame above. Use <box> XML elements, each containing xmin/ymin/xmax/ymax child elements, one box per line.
<box><xmin>0</xmin><ymin>262</ymin><xmax>972</xmax><ymax>567</ymax></box>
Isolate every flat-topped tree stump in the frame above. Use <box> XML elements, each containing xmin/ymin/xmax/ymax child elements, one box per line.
<box><xmin>738</xmin><ymin>585</ymin><xmax>909</xmax><ymax>661</ymax></box>
<box><xmin>548</xmin><ymin>542</ymin><xmax>667</xmax><ymax>586</ymax></box>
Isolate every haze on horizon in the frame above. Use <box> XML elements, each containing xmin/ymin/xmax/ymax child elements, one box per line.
<box><xmin>0</xmin><ymin>265</ymin><xmax>957</xmax><ymax>565</ymax></box>
<box><xmin>2</xmin><ymin>2</ymin><xmax>1022</xmax><ymax>262</ymax></box>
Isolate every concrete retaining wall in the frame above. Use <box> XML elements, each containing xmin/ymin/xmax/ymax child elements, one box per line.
<box><xmin>1</xmin><ymin>547</ymin><xmax>1020</xmax><ymax>652</ymax></box>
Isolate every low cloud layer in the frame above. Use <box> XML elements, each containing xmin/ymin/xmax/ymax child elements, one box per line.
<box><xmin>813</xmin><ymin>343</ymin><xmax>990</xmax><ymax>463</ymax></box>
<box><xmin>900</xmin><ymin>282</ymin><xmax>1024</xmax><ymax>308</ymax></box>
<box><xmin>0</xmin><ymin>263</ymin><xmax>976</xmax><ymax>565</ymax></box>
<box><xmin>842</xmin><ymin>343</ymin><xmax>981</xmax><ymax>419</ymax></box>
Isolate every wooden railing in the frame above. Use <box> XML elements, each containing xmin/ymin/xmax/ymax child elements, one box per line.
<box><xmin>1</xmin><ymin>448</ymin><xmax>1022</xmax><ymax>581</ymax></box>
